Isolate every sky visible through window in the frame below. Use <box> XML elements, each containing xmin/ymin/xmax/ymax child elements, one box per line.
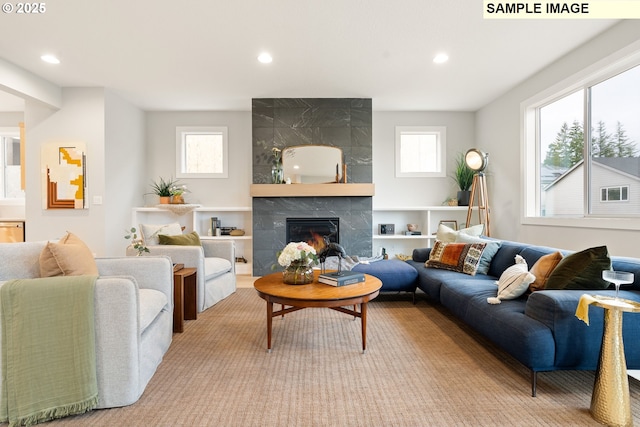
<box><xmin>540</xmin><ymin>65</ymin><xmax>640</xmax><ymax>160</ymax></box>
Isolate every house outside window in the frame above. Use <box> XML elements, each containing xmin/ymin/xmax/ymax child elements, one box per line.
<box><xmin>176</xmin><ymin>127</ymin><xmax>228</xmax><ymax>178</ymax></box>
<box><xmin>395</xmin><ymin>126</ymin><xmax>446</xmax><ymax>178</ymax></box>
<box><xmin>524</xmin><ymin>53</ymin><xmax>640</xmax><ymax>224</ymax></box>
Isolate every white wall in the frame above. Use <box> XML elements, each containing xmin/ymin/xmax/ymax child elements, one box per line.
<box><xmin>145</xmin><ymin>111</ymin><xmax>252</xmax><ymax>207</ymax></box>
<box><xmin>476</xmin><ymin>20</ymin><xmax>640</xmax><ymax>257</ymax></box>
<box><xmin>25</xmin><ymin>88</ymin><xmax>107</xmax><ymax>253</ymax></box>
<box><xmin>372</xmin><ymin>111</ymin><xmax>475</xmax><ymax>207</ymax></box>
<box><xmin>105</xmin><ymin>90</ymin><xmax>146</xmax><ymax>256</ymax></box>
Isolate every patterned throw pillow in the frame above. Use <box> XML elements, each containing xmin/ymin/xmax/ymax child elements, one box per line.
<box><xmin>425</xmin><ymin>240</ymin><xmax>487</xmax><ymax>276</ymax></box>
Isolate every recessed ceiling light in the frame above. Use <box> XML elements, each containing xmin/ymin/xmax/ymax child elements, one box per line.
<box><xmin>433</xmin><ymin>53</ymin><xmax>449</xmax><ymax>64</ymax></box>
<box><xmin>41</xmin><ymin>54</ymin><xmax>60</xmax><ymax>64</ymax></box>
<box><xmin>258</xmin><ymin>52</ymin><xmax>273</xmax><ymax>64</ymax></box>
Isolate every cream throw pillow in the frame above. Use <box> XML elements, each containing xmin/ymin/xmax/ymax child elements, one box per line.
<box><xmin>436</xmin><ymin>223</ymin><xmax>485</xmax><ymax>243</ymax></box>
<box><xmin>140</xmin><ymin>223</ymin><xmax>183</xmax><ymax>245</ymax></box>
<box><xmin>487</xmin><ymin>255</ymin><xmax>535</xmax><ymax>304</ymax></box>
<box><xmin>39</xmin><ymin>232</ymin><xmax>99</xmax><ymax>277</ymax></box>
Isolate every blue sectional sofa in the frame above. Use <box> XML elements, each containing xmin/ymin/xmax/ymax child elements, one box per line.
<box><xmin>406</xmin><ymin>239</ymin><xmax>640</xmax><ymax>396</ymax></box>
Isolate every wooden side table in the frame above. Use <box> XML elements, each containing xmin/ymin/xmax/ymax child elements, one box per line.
<box><xmin>173</xmin><ymin>267</ymin><xmax>197</xmax><ymax>333</ymax></box>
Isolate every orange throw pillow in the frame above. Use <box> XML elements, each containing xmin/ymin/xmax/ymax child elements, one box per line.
<box><xmin>528</xmin><ymin>251</ymin><xmax>563</xmax><ymax>292</ymax></box>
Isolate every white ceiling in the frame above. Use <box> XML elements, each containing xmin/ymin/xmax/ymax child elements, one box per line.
<box><xmin>0</xmin><ymin>1</ymin><xmax>620</xmax><ymax>112</ymax></box>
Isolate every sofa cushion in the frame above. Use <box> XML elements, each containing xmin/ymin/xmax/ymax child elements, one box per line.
<box><xmin>455</xmin><ymin>234</ymin><xmax>502</xmax><ymax>275</ymax></box>
<box><xmin>528</xmin><ymin>251</ymin><xmax>563</xmax><ymax>292</ymax></box>
<box><xmin>140</xmin><ymin>223</ymin><xmax>183</xmax><ymax>245</ymax></box>
<box><xmin>488</xmin><ymin>255</ymin><xmax>534</xmax><ymax>304</ymax></box>
<box><xmin>352</xmin><ymin>259</ymin><xmax>418</xmax><ymax>292</ymax></box>
<box><xmin>139</xmin><ymin>288</ymin><xmax>168</xmax><ymax>332</ymax></box>
<box><xmin>545</xmin><ymin>246</ymin><xmax>611</xmax><ymax>290</ymax></box>
<box><xmin>39</xmin><ymin>232</ymin><xmax>99</xmax><ymax>277</ymax></box>
<box><xmin>436</xmin><ymin>223</ymin><xmax>484</xmax><ymax>243</ymax></box>
<box><xmin>204</xmin><ymin>257</ymin><xmax>233</xmax><ymax>280</ymax></box>
<box><xmin>158</xmin><ymin>231</ymin><xmax>201</xmax><ymax>246</ymax></box>
<box><xmin>487</xmin><ymin>241</ymin><xmax>528</xmax><ymax>278</ymax></box>
<box><xmin>426</xmin><ymin>240</ymin><xmax>486</xmax><ymax>276</ymax></box>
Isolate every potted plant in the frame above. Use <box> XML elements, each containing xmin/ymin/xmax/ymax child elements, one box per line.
<box><xmin>148</xmin><ymin>177</ymin><xmax>177</xmax><ymax>204</ymax></box>
<box><xmin>451</xmin><ymin>153</ymin><xmax>474</xmax><ymax>206</ymax></box>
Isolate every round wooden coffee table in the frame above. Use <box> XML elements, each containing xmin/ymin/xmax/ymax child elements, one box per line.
<box><xmin>254</xmin><ymin>270</ymin><xmax>382</xmax><ymax>353</ymax></box>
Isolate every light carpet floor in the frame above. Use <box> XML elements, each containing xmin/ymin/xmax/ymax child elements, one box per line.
<box><xmin>46</xmin><ymin>288</ymin><xmax>640</xmax><ymax>426</ymax></box>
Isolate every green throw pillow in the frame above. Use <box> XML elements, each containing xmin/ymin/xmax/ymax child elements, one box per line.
<box><xmin>544</xmin><ymin>245</ymin><xmax>611</xmax><ymax>290</ymax></box>
<box><xmin>158</xmin><ymin>231</ymin><xmax>201</xmax><ymax>246</ymax></box>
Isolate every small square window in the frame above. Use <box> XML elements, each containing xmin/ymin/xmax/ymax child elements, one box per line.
<box><xmin>395</xmin><ymin>126</ymin><xmax>446</xmax><ymax>178</ymax></box>
<box><xmin>600</xmin><ymin>185</ymin><xmax>629</xmax><ymax>202</ymax></box>
<box><xmin>176</xmin><ymin>127</ymin><xmax>228</xmax><ymax>178</ymax></box>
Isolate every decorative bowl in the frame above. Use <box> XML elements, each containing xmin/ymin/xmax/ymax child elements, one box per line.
<box><xmin>407</xmin><ymin>224</ymin><xmax>418</xmax><ymax>232</ymax></box>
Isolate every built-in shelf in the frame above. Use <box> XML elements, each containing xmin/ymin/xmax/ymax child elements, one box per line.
<box><xmin>250</xmin><ymin>183</ymin><xmax>375</xmax><ymax>197</ymax></box>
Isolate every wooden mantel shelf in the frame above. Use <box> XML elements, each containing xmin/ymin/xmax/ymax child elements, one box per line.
<box><xmin>250</xmin><ymin>183</ymin><xmax>375</xmax><ymax>197</ymax></box>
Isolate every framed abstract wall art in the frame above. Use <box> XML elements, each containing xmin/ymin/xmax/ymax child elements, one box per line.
<box><xmin>41</xmin><ymin>142</ymin><xmax>87</xmax><ymax>209</ymax></box>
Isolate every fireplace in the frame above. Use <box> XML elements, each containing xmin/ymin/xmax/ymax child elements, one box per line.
<box><xmin>286</xmin><ymin>217</ymin><xmax>339</xmax><ymax>253</ymax></box>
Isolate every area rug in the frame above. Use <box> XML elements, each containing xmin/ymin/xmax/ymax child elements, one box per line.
<box><xmin>49</xmin><ymin>289</ymin><xmax>640</xmax><ymax>426</ymax></box>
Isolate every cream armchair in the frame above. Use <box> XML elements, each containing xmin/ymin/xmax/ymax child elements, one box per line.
<box><xmin>128</xmin><ymin>239</ymin><xmax>236</xmax><ymax>312</ymax></box>
<box><xmin>0</xmin><ymin>241</ymin><xmax>173</xmax><ymax>408</ymax></box>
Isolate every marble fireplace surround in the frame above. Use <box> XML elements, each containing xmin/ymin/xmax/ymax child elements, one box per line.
<box><xmin>251</xmin><ymin>98</ymin><xmax>373</xmax><ymax>276</ymax></box>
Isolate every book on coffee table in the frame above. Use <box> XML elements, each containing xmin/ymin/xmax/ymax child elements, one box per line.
<box><xmin>318</xmin><ymin>271</ymin><xmax>366</xmax><ymax>286</ymax></box>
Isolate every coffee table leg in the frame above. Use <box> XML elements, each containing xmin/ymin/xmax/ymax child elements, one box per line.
<box><xmin>361</xmin><ymin>302</ymin><xmax>368</xmax><ymax>354</ymax></box>
<box><xmin>266</xmin><ymin>301</ymin><xmax>273</xmax><ymax>353</ymax></box>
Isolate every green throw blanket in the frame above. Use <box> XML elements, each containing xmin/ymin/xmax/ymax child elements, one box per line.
<box><xmin>0</xmin><ymin>275</ymin><xmax>99</xmax><ymax>426</ymax></box>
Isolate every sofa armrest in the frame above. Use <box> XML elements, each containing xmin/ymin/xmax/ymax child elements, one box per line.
<box><xmin>525</xmin><ymin>289</ymin><xmax>640</xmax><ymax>369</ymax></box>
<box><xmin>95</xmin><ymin>256</ymin><xmax>173</xmax><ymax>304</ymax></box>
<box><xmin>412</xmin><ymin>248</ymin><xmax>432</xmax><ymax>263</ymax></box>
<box><xmin>93</xmin><ymin>276</ymin><xmax>142</xmax><ymax>407</ymax></box>
<box><xmin>131</xmin><ymin>244</ymin><xmax>205</xmax><ymax>273</ymax></box>
<box><xmin>202</xmin><ymin>240</ymin><xmax>235</xmax><ymax>265</ymax></box>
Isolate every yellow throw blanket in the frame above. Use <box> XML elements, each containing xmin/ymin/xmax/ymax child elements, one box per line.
<box><xmin>0</xmin><ymin>275</ymin><xmax>98</xmax><ymax>426</ymax></box>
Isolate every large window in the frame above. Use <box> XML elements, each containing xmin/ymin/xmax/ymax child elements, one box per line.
<box><xmin>395</xmin><ymin>126</ymin><xmax>446</xmax><ymax>178</ymax></box>
<box><xmin>524</xmin><ymin>53</ymin><xmax>640</xmax><ymax>224</ymax></box>
<box><xmin>176</xmin><ymin>127</ymin><xmax>228</xmax><ymax>178</ymax></box>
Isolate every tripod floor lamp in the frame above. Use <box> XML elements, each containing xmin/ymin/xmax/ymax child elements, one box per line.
<box><xmin>464</xmin><ymin>149</ymin><xmax>490</xmax><ymax>237</ymax></box>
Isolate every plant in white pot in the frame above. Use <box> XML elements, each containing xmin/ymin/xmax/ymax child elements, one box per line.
<box><xmin>451</xmin><ymin>153</ymin><xmax>474</xmax><ymax>206</ymax></box>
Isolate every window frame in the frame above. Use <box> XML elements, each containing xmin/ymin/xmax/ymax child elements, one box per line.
<box><xmin>600</xmin><ymin>186</ymin><xmax>629</xmax><ymax>203</ymax></box>
<box><xmin>521</xmin><ymin>43</ymin><xmax>640</xmax><ymax>231</ymax></box>
<box><xmin>175</xmin><ymin>126</ymin><xmax>228</xmax><ymax>179</ymax></box>
<box><xmin>394</xmin><ymin>126</ymin><xmax>446</xmax><ymax>178</ymax></box>
<box><xmin>0</xmin><ymin>127</ymin><xmax>22</xmax><ymax>200</ymax></box>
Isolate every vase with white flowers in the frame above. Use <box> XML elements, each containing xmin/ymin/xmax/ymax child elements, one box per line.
<box><xmin>277</xmin><ymin>241</ymin><xmax>318</xmax><ymax>285</ymax></box>
<box><xmin>170</xmin><ymin>184</ymin><xmax>189</xmax><ymax>204</ymax></box>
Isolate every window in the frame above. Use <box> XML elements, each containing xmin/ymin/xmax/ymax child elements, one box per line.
<box><xmin>524</xmin><ymin>51</ymin><xmax>640</xmax><ymax>223</ymax></box>
<box><xmin>601</xmin><ymin>186</ymin><xmax>629</xmax><ymax>202</ymax></box>
<box><xmin>176</xmin><ymin>127</ymin><xmax>228</xmax><ymax>178</ymax></box>
<box><xmin>0</xmin><ymin>128</ymin><xmax>23</xmax><ymax>199</ymax></box>
<box><xmin>395</xmin><ymin>126</ymin><xmax>446</xmax><ymax>178</ymax></box>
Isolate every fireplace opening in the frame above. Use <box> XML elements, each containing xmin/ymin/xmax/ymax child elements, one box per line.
<box><xmin>286</xmin><ymin>217</ymin><xmax>339</xmax><ymax>253</ymax></box>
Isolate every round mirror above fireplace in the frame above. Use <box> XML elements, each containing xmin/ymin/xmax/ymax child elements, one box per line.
<box><xmin>282</xmin><ymin>145</ymin><xmax>343</xmax><ymax>184</ymax></box>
